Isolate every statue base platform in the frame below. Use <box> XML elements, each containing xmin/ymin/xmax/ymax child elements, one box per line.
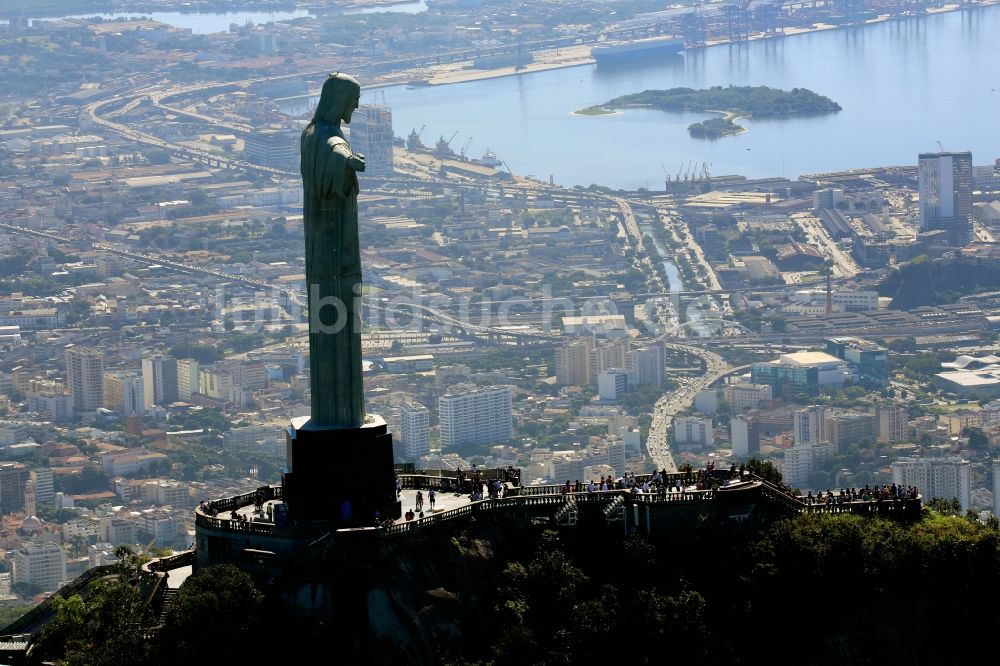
<box><xmin>282</xmin><ymin>415</ymin><xmax>401</xmax><ymax>525</ymax></box>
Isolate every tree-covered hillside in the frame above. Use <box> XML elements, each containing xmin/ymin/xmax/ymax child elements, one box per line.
<box><xmin>22</xmin><ymin>507</ymin><xmax>1000</xmax><ymax>665</ymax></box>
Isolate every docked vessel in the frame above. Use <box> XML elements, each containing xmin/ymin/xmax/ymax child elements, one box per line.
<box><xmin>590</xmin><ymin>35</ymin><xmax>685</xmax><ymax>64</ymax></box>
<box><xmin>478</xmin><ymin>149</ymin><xmax>499</xmax><ymax>168</ymax></box>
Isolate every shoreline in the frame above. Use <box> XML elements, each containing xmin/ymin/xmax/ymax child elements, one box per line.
<box><xmin>374</xmin><ymin>1</ymin><xmax>994</xmax><ymax>89</ymax></box>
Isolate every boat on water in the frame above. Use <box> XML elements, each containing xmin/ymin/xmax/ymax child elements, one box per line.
<box><xmin>478</xmin><ymin>149</ymin><xmax>499</xmax><ymax>168</ymax></box>
<box><xmin>590</xmin><ymin>35</ymin><xmax>685</xmax><ymax>64</ymax></box>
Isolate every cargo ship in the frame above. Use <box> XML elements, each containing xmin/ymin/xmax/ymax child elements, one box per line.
<box><xmin>590</xmin><ymin>36</ymin><xmax>685</xmax><ymax>64</ymax></box>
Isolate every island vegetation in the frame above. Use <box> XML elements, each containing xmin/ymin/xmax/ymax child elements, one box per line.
<box><xmin>579</xmin><ymin>85</ymin><xmax>842</xmax><ymax>138</ymax></box>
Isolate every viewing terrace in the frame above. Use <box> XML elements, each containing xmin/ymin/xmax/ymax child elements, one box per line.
<box><xmin>194</xmin><ymin>467</ymin><xmax>923</xmax><ymax>558</ymax></box>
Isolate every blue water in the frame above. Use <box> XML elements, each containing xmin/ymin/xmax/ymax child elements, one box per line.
<box><xmin>35</xmin><ymin>1</ymin><xmax>426</xmax><ymax>34</ymax></box>
<box><xmin>363</xmin><ymin>7</ymin><xmax>1000</xmax><ymax>189</ymax></box>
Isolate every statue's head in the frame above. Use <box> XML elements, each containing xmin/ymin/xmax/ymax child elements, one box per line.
<box><xmin>313</xmin><ymin>72</ymin><xmax>361</xmax><ymax>125</ymax></box>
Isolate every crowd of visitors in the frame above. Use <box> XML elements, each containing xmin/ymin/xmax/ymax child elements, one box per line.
<box><xmin>804</xmin><ymin>483</ymin><xmax>919</xmax><ymax>506</ymax></box>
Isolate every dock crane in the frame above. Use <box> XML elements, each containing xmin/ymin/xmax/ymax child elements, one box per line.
<box><xmin>461</xmin><ymin>137</ymin><xmax>473</xmax><ymax>159</ymax></box>
<box><xmin>661</xmin><ymin>161</ymin><xmax>670</xmax><ymax>187</ymax></box>
<box><xmin>677</xmin><ymin>161</ymin><xmax>684</xmax><ymax>182</ymax></box>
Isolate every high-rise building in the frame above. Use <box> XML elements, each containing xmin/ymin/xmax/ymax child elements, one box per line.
<box><xmin>176</xmin><ymin>359</ymin><xmax>200</xmax><ymax>401</ymax></box>
<box><xmin>782</xmin><ymin>441</ymin><xmax>833</xmax><ymax>488</ymax></box>
<box><xmin>24</xmin><ymin>478</ymin><xmax>35</xmax><ymax>517</ymax></box>
<box><xmin>349</xmin><ymin>104</ymin><xmax>394</xmax><ymax>176</ymax></box>
<box><xmin>674</xmin><ymin>416</ymin><xmax>713</xmax><ymax>449</ymax></box>
<box><xmin>399</xmin><ymin>402</ymin><xmax>430</xmax><ymax>461</ymax></box>
<box><xmin>30</xmin><ymin>468</ymin><xmax>54</xmax><ymax>508</ymax></box>
<box><xmin>875</xmin><ymin>404</ymin><xmax>908</xmax><ymax>443</ymax></box>
<box><xmin>597</xmin><ymin>369</ymin><xmax>630</xmax><ymax>401</ymax></box>
<box><xmin>141</xmin><ymin>355</ymin><xmax>178</xmax><ymax>410</ymax></box>
<box><xmin>65</xmin><ymin>347</ymin><xmax>104</xmax><ymax>411</ymax></box>
<box><xmin>627</xmin><ymin>344</ymin><xmax>664</xmax><ymax>388</ymax></box>
<box><xmin>0</xmin><ymin>462</ymin><xmax>28</xmax><ymax>515</ymax></box>
<box><xmin>244</xmin><ymin>127</ymin><xmax>299</xmax><ymax>170</ymax></box>
<box><xmin>199</xmin><ymin>364</ymin><xmax>234</xmax><ymax>401</ymax></box>
<box><xmin>892</xmin><ymin>457</ymin><xmax>971</xmax><ymax>514</ymax></box>
<box><xmin>439</xmin><ymin>385</ymin><xmax>513</xmax><ymax>449</ymax></box>
<box><xmin>731</xmin><ymin>415</ymin><xmax>760</xmax><ymax>457</ymax></box>
<box><xmin>589</xmin><ymin>339</ymin><xmax>629</xmax><ymax>384</ymax></box>
<box><xmin>993</xmin><ymin>460</ymin><xmax>1000</xmax><ymax>518</ymax></box>
<box><xmin>825</xmin><ymin>412</ymin><xmax>878</xmax><ymax>453</ymax></box>
<box><xmin>103</xmin><ymin>371</ymin><xmax>144</xmax><ymax>416</ymax></box>
<box><xmin>918</xmin><ymin>151</ymin><xmax>973</xmax><ymax>246</ymax></box>
<box><xmin>12</xmin><ymin>541</ymin><xmax>66</xmax><ymax>590</ymax></box>
<box><xmin>555</xmin><ymin>340</ymin><xmax>591</xmax><ymax>387</ymax></box>
<box><xmin>793</xmin><ymin>406</ymin><xmax>830</xmax><ymax>445</ymax></box>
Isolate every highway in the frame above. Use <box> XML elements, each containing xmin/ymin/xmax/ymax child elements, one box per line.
<box><xmin>644</xmin><ymin>343</ymin><xmax>728</xmax><ymax>472</ymax></box>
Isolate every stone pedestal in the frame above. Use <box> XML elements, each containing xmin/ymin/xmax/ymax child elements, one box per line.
<box><xmin>282</xmin><ymin>414</ymin><xmax>401</xmax><ymax>524</ymax></box>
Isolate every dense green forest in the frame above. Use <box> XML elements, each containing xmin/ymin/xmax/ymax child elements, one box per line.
<box><xmin>688</xmin><ymin>115</ymin><xmax>742</xmax><ymax>138</ymax></box>
<box><xmin>878</xmin><ymin>255</ymin><xmax>1000</xmax><ymax>308</ymax></box>
<box><xmin>21</xmin><ymin>506</ymin><xmax>1000</xmax><ymax>665</ymax></box>
<box><xmin>580</xmin><ymin>85</ymin><xmax>841</xmax><ymax>137</ymax></box>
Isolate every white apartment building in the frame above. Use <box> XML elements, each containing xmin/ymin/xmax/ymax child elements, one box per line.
<box><xmin>30</xmin><ymin>468</ymin><xmax>54</xmax><ymax>507</ymax></box>
<box><xmin>793</xmin><ymin>406</ymin><xmax>830</xmax><ymax>445</ymax></box>
<box><xmin>723</xmin><ymin>383</ymin><xmax>772</xmax><ymax>413</ymax></box>
<box><xmin>892</xmin><ymin>457</ymin><xmax>971</xmax><ymax>514</ymax></box>
<box><xmin>588</xmin><ymin>338</ymin><xmax>630</xmax><ymax>383</ymax></box>
<box><xmin>142</xmin><ymin>355</ymin><xmax>178</xmax><ymax>410</ymax></box>
<box><xmin>143</xmin><ymin>480</ymin><xmax>191</xmax><ymax>507</ymax></box>
<box><xmin>399</xmin><ymin>402</ymin><xmax>431</xmax><ymax>461</ymax></box>
<box><xmin>627</xmin><ymin>345</ymin><xmax>664</xmax><ymax>388</ymax></box>
<box><xmin>439</xmin><ymin>385</ymin><xmax>513</xmax><ymax>449</ymax></box>
<box><xmin>103</xmin><ymin>371</ymin><xmax>144</xmax><ymax>416</ymax></box>
<box><xmin>597</xmin><ymin>369</ymin><xmax>629</xmax><ymax>401</ymax></box>
<box><xmin>731</xmin><ymin>415</ymin><xmax>760</xmax><ymax>457</ymax></box>
<box><xmin>694</xmin><ymin>389</ymin><xmax>719</xmax><ymax>414</ymax></box>
<box><xmin>99</xmin><ymin>514</ymin><xmax>137</xmax><ymax>545</ymax></box>
<box><xmin>176</xmin><ymin>358</ymin><xmax>199</xmax><ymax>401</ymax></box>
<box><xmin>13</xmin><ymin>541</ymin><xmax>67</xmax><ymax>590</ymax></box>
<box><xmin>674</xmin><ymin>416</ymin><xmax>713</xmax><ymax>448</ymax></box>
<box><xmin>138</xmin><ymin>508</ymin><xmax>185</xmax><ymax>548</ymax></box>
<box><xmin>65</xmin><ymin>347</ymin><xmax>104</xmax><ymax>411</ymax></box>
<box><xmin>782</xmin><ymin>441</ymin><xmax>833</xmax><ymax>488</ymax></box>
<box><xmin>63</xmin><ymin>517</ymin><xmax>100</xmax><ymax>542</ymax></box>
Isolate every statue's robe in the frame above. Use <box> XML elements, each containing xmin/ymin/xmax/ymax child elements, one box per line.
<box><xmin>300</xmin><ymin>121</ymin><xmax>364</xmax><ymax>427</ymax></box>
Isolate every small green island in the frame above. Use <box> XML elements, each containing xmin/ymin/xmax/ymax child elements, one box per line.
<box><xmin>578</xmin><ymin>85</ymin><xmax>842</xmax><ymax>138</ymax></box>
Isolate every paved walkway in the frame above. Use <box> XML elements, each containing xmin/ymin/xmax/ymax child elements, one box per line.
<box><xmin>220</xmin><ymin>491</ymin><xmax>479</xmax><ymax>528</ymax></box>
<box><xmin>395</xmin><ymin>488</ymin><xmax>475</xmax><ymax>524</ymax></box>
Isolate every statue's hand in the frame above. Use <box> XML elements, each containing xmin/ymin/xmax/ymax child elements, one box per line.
<box><xmin>348</xmin><ymin>153</ymin><xmax>366</xmax><ymax>172</ymax></box>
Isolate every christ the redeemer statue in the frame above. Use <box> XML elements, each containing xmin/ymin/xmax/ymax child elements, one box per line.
<box><xmin>300</xmin><ymin>72</ymin><xmax>366</xmax><ymax>428</ymax></box>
